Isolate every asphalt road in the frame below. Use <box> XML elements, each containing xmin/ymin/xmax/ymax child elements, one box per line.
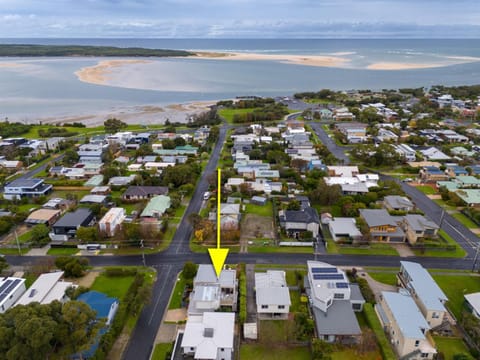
<box><xmin>309</xmin><ymin>121</ymin><xmax>351</xmax><ymax>164</ymax></box>
<box><xmin>4</xmin><ymin>121</ymin><xmax>480</xmax><ymax>359</ymax></box>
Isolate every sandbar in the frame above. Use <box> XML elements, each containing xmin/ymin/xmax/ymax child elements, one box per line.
<box><xmin>192</xmin><ymin>51</ymin><xmax>350</xmax><ymax>68</ymax></box>
<box><xmin>366</xmin><ymin>62</ymin><xmax>447</xmax><ymax>70</ymax></box>
<box><xmin>0</xmin><ymin>63</ymin><xmax>24</xmax><ymax>68</ymax></box>
<box><xmin>75</xmin><ymin>59</ymin><xmax>151</xmax><ymax>85</ymax></box>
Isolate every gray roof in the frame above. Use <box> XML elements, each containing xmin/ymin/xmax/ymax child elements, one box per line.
<box><xmin>285</xmin><ymin>206</ymin><xmax>319</xmax><ymax>224</ymax></box>
<box><xmin>123</xmin><ymin>186</ymin><xmax>168</xmax><ymax>197</ymax></box>
<box><xmin>53</xmin><ymin>208</ymin><xmax>93</xmax><ymax>228</ymax></box>
<box><xmin>256</xmin><ymin>287</ymin><xmax>291</xmax><ymax>306</ymax></box>
<box><xmin>329</xmin><ymin>218</ymin><xmax>362</xmax><ymax>238</ymax></box>
<box><xmin>79</xmin><ymin>195</ymin><xmax>106</xmax><ymax>204</ymax></box>
<box><xmin>400</xmin><ymin>261</ymin><xmax>447</xmax><ymax>312</ymax></box>
<box><xmin>381</xmin><ymin>291</ymin><xmax>430</xmax><ymax>339</ymax></box>
<box><xmin>6</xmin><ymin>178</ymin><xmax>43</xmax><ymax>188</ymax></box>
<box><xmin>359</xmin><ymin>209</ymin><xmax>397</xmax><ymax>227</ymax></box>
<box><xmin>404</xmin><ymin>215</ymin><xmax>439</xmax><ymax>232</ymax></box>
<box><xmin>384</xmin><ymin>195</ymin><xmax>414</xmax><ymax>209</ymax></box>
<box><xmin>350</xmin><ymin>283</ymin><xmax>365</xmax><ymax>303</ymax></box>
<box><xmin>195</xmin><ymin>264</ymin><xmax>218</xmax><ymax>284</ymax></box>
<box><xmin>312</xmin><ymin>300</ymin><xmax>361</xmax><ymax>336</ymax></box>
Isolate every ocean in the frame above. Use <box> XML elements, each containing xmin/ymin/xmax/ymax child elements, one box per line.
<box><xmin>1</xmin><ymin>38</ymin><xmax>480</xmax><ymax>122</ymax></box>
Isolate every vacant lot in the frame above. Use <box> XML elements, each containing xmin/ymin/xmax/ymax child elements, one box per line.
<box><xmin>241</xmin><ymin>214</ymin><xmax>274</xmax><ymax>240</ymax></box>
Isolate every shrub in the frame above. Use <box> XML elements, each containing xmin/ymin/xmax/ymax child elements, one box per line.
<box><xmin>104</xmin><ymin>267</ymin><xmax>138</xmax><ymax>277</ymax></box>
<box><xmin>55</xmin><ymin>257</ymin><xmax>89</xmax><ymax>277</ymax></box>
<box><xmin>357</xmin><ymin>277</ymin><xmax>376</xmax><ymax>304</ymax></box>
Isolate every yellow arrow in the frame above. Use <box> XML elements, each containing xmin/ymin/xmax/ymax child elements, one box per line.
<box><xmin>208</xmin><ymin>168</ymin><xmax>229</xmax><ymax>278</ymax></box>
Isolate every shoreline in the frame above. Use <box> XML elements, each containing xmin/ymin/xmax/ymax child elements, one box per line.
<box><xmin>74</xmin><ymin>59</ymin><xmax>152</xmax><ymax>85</ymax></box>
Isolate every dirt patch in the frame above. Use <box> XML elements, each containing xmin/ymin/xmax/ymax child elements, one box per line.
<box><xmin>427</xmin><ymin>194</ymin><xmax>442</xmax><ymax>199</ymax></box>
<box><xmin>164</xmin><ymin>308</ymin><xmax>187</xmax><ymax>322</ymax></box>
<box><xmin>1</xmin><ymin>225</ymin><xmax>29</xmax><ymax>245</ymax></box>
<box><xmin>240</xmin><ymin>214</ymin><xmax>274</xmax><ymax>239</ymax></box>
<box><xmin>155</xmin><ymin>323</ymin><xmax>181</xmax><ymax>344</ymax></box>
<box><xmin>107</xmin><ymin>331</ymin><xmax>130</xmax><ymax>360</ymax></box>
<box><xmin>72</xmin><ymin>270</ymin><xmax>101</xmax><ymax>288</ymax></box>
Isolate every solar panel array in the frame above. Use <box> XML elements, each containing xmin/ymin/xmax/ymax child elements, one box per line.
<box><xmin>336</xmin><ymin>282</ymin><xmax>349</xmax><ymax>289</ymax></box>
<box><xmin>312</xmin><ymin>274</ymin><xmax>344</xmax><ymax>280</ymax></box>
<box><xmin>0</xmin><ymin>279</ymin><xmax>22</xmax><ymax>304</ymax></box>
<box><xmin>311</xmin><ymin>267</ymin><xmax>338</xmax><ymax>273</ymax></box>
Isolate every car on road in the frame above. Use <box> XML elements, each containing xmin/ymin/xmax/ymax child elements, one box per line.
<box><xmin>203</xmin><ymin>191</ymin><xmax>211</xmax><ymax>200</ymax></box>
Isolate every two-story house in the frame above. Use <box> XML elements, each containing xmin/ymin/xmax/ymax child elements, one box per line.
<box><xmin>255</xmin><ymin>270</ymin><xmax>291</xmax><ymax>320</ymax></box>
<box><xmin>359</xmin><ymin>209</ymin><xmax>405</xmax><ymax>242</ymax></box>
<box><xmin>402</xmin><ymin>215</ymin><xmax>439</xmax><ymax>245</ymax></box>
<box><xmin>397</xmin><ymin>261</ymin><xmax>450</xmax><ymax>329</ymax></box>
<box><xmin>376</xmin><ymin>291</ymin><xmax>437</xmax><ymax>359</ymax></box>
<box><xmin>4</xmin><ymin>178</ymin><xmax>53</xmax><ymax>200</ymax></box>
<box><xmin>279</xmin><ymin>206</ymin><xmax>320</xmax><ymax>238</ymax></box>
<box><xmin>49</xmin><ymin>208</ymin><xmax>95</xmax><ymax>241</ymax></box>
<box><xmin>383</xmin><ymin>195</ymin><xmax>414</xmax><ymax>212</ymax></box>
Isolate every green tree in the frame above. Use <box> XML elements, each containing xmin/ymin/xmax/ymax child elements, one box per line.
<box><xmin>161</xmin><ymin>139</ymin><xmax>175</xmax><ymax>149</ymax></box>
<box><xmin>183</xmin><ymin>261</ymin><xmax>198</xmax><ymax>281</ymax></box>
<box><xmin>173</xmin><ymin>137</ymin><xmax>186</xmax><ymax>147</ymax></box>
<box><xmin>62</xmin><ymin>149</ymin><xmax>79</xmax><ymax>167</ymax></box>
<box><xmin>0</xmin><ymin>257</ymin><xmax>8</xmax><ymax>273</ymax></box>
<box><xmin>75</xmin><ymin>226</ymin><xmax>98</xmax><ymax>243</ymax></box>
<box><xmin>55</xmin><ymin>257</ymin><xmax>89</xmax><ymax>278</ymax></box>
<box><xmin>104</xmin><ymin>118</ymin><xmax>127</xmax><ymax>133</ymax></box>
<box><xmin>29</xmin><ymin>224</ymin><xmax>50</xmax><ymax>246</ymax></box>
<box><xmin>311</xmin><ymin>339</ymin><xmax>333</xmax><ymax>360</ymax></box>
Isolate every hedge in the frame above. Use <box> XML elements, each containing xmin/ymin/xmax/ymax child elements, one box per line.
<box><xmin>363</xmin><ymin>303</ymin><xmax>396</xmax><ymax>360</ymax></box>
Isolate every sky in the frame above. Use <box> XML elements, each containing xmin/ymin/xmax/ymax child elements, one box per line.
<box><xmin>1</xmin><ymin>0</ymin><xmax>480</xmax><ymax>38</ymax></box>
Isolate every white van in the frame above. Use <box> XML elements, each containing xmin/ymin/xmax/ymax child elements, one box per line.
<box><xmin>203</xmin><ymin>191</ymin><xmax>210</xmax><ymax>200</ymax></box>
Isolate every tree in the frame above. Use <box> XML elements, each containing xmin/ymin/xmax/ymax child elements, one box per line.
<box><xmin>55</xmin><ymin>257</ymin><xmax>89</xmax><ymax>278</ymax></box>
<box><xmin>29</xmin><ymin>224</ymin><xmax>50</xmax><ymax>246</ymax></box>
<box><xmin>75</xmin><ymin>226</ymin><xmax>98</xmax><ymax>243</ymax></box>
<box><xmin>104</xmin><ymin>118</ymin><xmax>127</xmax><ymax>133</ymax></box>
<box><xmin>182</xmin><ymin>261</ymin><xmax>197</xmax><ymax>281</ymax></box>
<box><xmin>0</xmin><ymin>257</ymin><xmax>8</xmax><ymax>273</ymax></box>
<box><xmin>173</xmin><ymin>137</ymin><xmax>186</xmax><ymax>147</ymax></box>
<box><xmin>287</xmin><ymin>199</ymin><xmax>301</xmax><ymax>211</ymax></box>
<box><xmin>161</xmin><ymin>138</ymin><xmax>175</xmax><ymax>149</ymax></box>
<box><xmin>62</xmin><ymin>149</ymin><xmax>79</xmax><ymax>167</ymax></box>
<box><xmin>311</xmin><ymin>339</ymin><xmax>333</xmax><ymax>360</ymax></box>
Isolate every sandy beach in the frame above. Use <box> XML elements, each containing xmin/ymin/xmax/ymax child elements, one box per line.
<box><xmin>193</xmin><ymin>51</ymin><xmax>351</xmax><ymax>68</ymax></box>
<box><xmin>35</xmin><ymin>101</ymin><xmax>216</xmax><ymax>127</ymax></box>
<box><xmin>75</xmin><ymin>59</ymin><xmax>152</xmax><ymax>85</ymax></box>
<box><xmin>366</xmin><ymin>62</ymin><xmax>448</xmax><ymax>70</ymax></box>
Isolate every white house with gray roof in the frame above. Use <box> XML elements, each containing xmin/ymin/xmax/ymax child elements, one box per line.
<box><xmin>397</xmin><ymin>261</ymin><xmax>449</xmax><ymax>329</ymax></box>
<box><xmin>376</xmin><ymin>291</ymin><xmax>437</xmax><ymax>359</ymax></box>
<box><xmin>255</xmin><ymin>270</ymin><xmax>291</xmax><ymax>320</ymax></box>
<box><xmin>305</xmin><ymin>261</ymin><xmax>364</xmax><ymax>343</ymax></box>
<box><xmin>464</xmin><ymin>292</ymin><xmax>480</xmax><ymax>318</ymax></box>
<box><xmin>279</xmin><ymin>206</ymin><xmax>320</xmax><ymax>238</ymax></box>
<box><xmin>328</xmin><ymin>218</ymin><xmax>362</xmax><ymax>242</ymax></box>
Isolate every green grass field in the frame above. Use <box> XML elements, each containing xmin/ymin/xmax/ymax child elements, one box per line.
<box><xmin>368</xmin><ymin>272</ymin><xmax>398</xmax><ymax>286</ymax></box>
<box><xmin>452</xmin><ymin>212</ymin><xmax>479</xmax><ymax>229</ymax></box>
<box><xmin>240</xmin><ymin>345</ymin><xmax>310</xmax><ymax>360</ymax></box>
<box><xmin>363</xmin><ymin>303</ymin><xmax>397</xmax><ymax>360</ymax></box>
<box><xmin>168</xmin><ymin>272</ymin><xmax>187</xmax><ymax>310</ymax></box>
<box><xmin>245</xmin><ymin>202</ymin><xmax>273</xmax><ymax>217</ymax></box>
<box><xmin>90</xmin><ymin>272</ymin><xmax>135</xmax><ymax>300</ymax></box>
<box><xmin>338</xmin><ymin>243</ymin><xmax>399</xmax><ymax>256</ymax></box>
<box><xmin>47</xmin><ymin>247</ymin><xmax>80</xmax><ymax>256</ymax></box>
<box><xmin>0</xmin><ymin>247</ymin><xmax>29</xmax><ymax>255</ymax></box>
<box><xmin>412</xmin><ymin>229</ymin><xmax>467</xmax><ymax>258</ymax></box>
<box><xmin>416</xmin><ymin>185</ymin><xmax>437</xmax><ymax>195</ymax></box>
<box><xmin>218</xmin><ymin>108</ymin><xmax>259</xmax><ymax>124</ymax></box>
<box><xmin>151</xmin><ymin>343</ymin><xmax>173</xmax><ymax>360</ymax></box>
<box><xmin>433</xmin><ymin>336</ymin><xmax>474</xmax><ymax>360</ymax></box>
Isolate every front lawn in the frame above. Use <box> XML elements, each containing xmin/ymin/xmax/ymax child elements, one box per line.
<box><xmin>412</xmin><ymin>230</ymin><xmax>467</xmax><ymax>258</ymax></box>
<box><xmin>247</xmin><ymin>245</ymin><xmax>313</xmax><ymax>253</ymax></box>
<box><xmin>47</xmin><ymin>247</ymin><xmax>80</xmax><ymax>256</ymax></box>
<box><xmin>244</xmin><ymin>202</ymin><xmax>273</xmax><ymax>217</ymax></box>
<box><xmin>90</xmin><ymin>271</ymin><xmax>136</xmax><ymax>300</ymax></box>
<box><xmin>452</xmin><ymin>212</ymin><xmax>479</xmax><ymax>229</ymax></box>
<box><xmin>432</xmin><ymin>274</ymin><xmax>480</xmax><ymax>319</ymax></box>
<box><xmin>433</xmin><ymin>336</ymin><xmax>474</xmax><ymax>360</ymax></box>
<box><xmin>416</xmin><ymin>185</ymin><xmax>437</xmax><ymax>195</ymax></box>
<box><xmin>338</xmin><ymin>243</ymin><xmax>399</xmax><ymax>256</ymax></box>
<box><xmin>240</xmin><ymin>345</ymin><xmax>310</xmax><ymax>360</ymax></box>
<box><xmin>367</xmin><ymin>271</ymin><xmax>397</xmax><ymax>286</ymax></box>
<box><xmin>168</xmin><ymin>271</ymin><xmax>187</xmax><ymax>310</ymax></box>
<box><xmin>151</xmin><ymin>343</ymin><xmax>173</xmax><ymax>360</ymax></box>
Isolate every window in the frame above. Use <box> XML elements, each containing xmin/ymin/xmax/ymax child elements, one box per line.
<box><xmin>261</xmin><ymin>305</ymin><xmax>268</xmax><ymax>309</ymax></box>
<box><xmin>278</xmin><ymin>305</ymin><xmax>285</xmax><ymax>309</ymax></box>
<box><xmin>221</xmin><ymin>348</ymin><xmax>224</xmax><ymax>352</ymax></box>
<box><xmin>421</xmin><ymin>353</ymin><xmax>429</xmax><ymax>358</ymax></box>
<box><xmin>415</xmin><ymin>340</ymin><xmax>420</xmax><ymax>347</ymax></box>
<box><xmin>352</xmin><ymin>303</ymin><xmax>361</xmax><ymax>310</ymax></box>
<box><xmin>334</xmin><ymin>293</ymin><xmax>344</xmax><ymax>299</ymax></box>
<box><xmin>190</xmin><ymin>347</ymin><xmax>195</xmax><ymax>351</ymax></box>
<box><xmin>432</xmin><ymin>312</ymin><xmax>439</xmax><ymax>318</ymax></box>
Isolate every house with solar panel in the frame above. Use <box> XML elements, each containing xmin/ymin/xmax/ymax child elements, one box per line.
<box><xmin>0</xmin><ymin>277</ymin><xmax>26</xmax><ymax>313</ymax></box>
<box><xmin>305</xmin><ymin>261</ymin><xmax>364</xmax><ymax>343</ymax></box>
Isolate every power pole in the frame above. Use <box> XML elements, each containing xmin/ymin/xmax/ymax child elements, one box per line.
<box><xmin>140</xmin><ymin>239</ymin><xmax>146</xmax><ymax>267</ymax></box>
<box><xmin>14</xmin><ymin>229</ymin><xmax>21</xmax><ymax>256</ymax></box>
<box><xmin>472</xmin><ymin>243</ymin><xmax>480</xmax><ymax>273</ymax></box>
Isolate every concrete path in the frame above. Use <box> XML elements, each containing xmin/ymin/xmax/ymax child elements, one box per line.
<box><xmin>245</xmin><ymin>264</ymin><xmax>257</xmax><ymax>323</ymax></box>
<box><xmin>25</xmin><ymin>244</ymin><xmax>50</xmax><ymax>256</ymax></box>
<box><xmin>391</xmin><ymin>243</ymin><xmax>415</xmax><ymax>257</ymax></box>
<box><xmin>358</xmin><ymin>271</ymin><xmax>397</xmax><ymax>303</ymax></box>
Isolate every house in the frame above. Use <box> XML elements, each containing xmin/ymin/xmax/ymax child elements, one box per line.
<box><xmin>108</xmin><ymin>175</ymin><xmax>136</xmax><ymax>186</ymax></box>
<box><xmin>328</xmin><ymin>218</ymin><xmax>362</xmax><ymax>242</ymax></box>
<box><xmin>335</xmin><ymin>122</ymin><xmax>367</xmax><ymax>143</ymax></box>
<box><xmin>83</xmin><ymin>163</ymin><xmax>103</xmax><ymax>176</ymax></box>
<box><xmin>403</xmin><ymin>215</ymin><xmax>439</xmax><ymax>245</ymax></box>
<box><xmin>254</xmin><ymin>169</ymin><xmax>279</xmax><ymax>179</ymax></box>
<box><xmin>3</xmin><ymin>178</ymin><xmax>53</xmax><ymax>200</ymax></box>
<box><xmin>255</xmin><ymin>270</ymin><xmax>291</xmax><ymax>319</ymax></box>
<box><xmin>376</xmin><ymin>291</ymin><xmax>437</xmax><ymax>359</ymax></box>
<box><xmin>359</xmin><ymin>209</ymin><xmax>405</xmax><ymax>242</ymax></box>
<box><xmin>445</xmin><ymin>164</ymin><xmax>468</xmax><ymax>178</ymax></box>
<box><xmin>455</xmin><ymin>189</ymin><xmax>480</xmax><ymax>207</ymax></box>
<box><xmin>376</xmin><ymin>128</ymin><xmax>398</xmax><ymax>142</ymax></box>
<box><xmin>78</xmin><ymin>291</ymin><xmax>119</xmax><ymax>326</ymax></box>
<box><xmin>397</xmin><ymin>261</ymin><xmax>449</xmax><ymax>328</ymax></box>
<box><xmin>0</xmin><ymin>277</ymin><xmax>26</xmax><ymax>313</ymax></box>
<box><xmin>394</xmin><ymin>144</ymin><xmax>417</xmax><ymax>162</ymax></box>
<box><xmin>420</xmin><ymin>166</ymin><xmax>449</xmax><ymax>182</ymax></box>
<box><xmin>219</xmin><ymin>203</ymin><xmax>241</xmax><ymax>230</ymax></box>
<box><xmin>420</xmin><ymin>147</ymin><xmax>450</xmax><ymax>161</ymax></box>
<box><xmin>464</xmin><ymin>292</ymin><xmax>480</xmax><ymax>318</ymax></box>
<box><xmin>15</xmin><ymin>271</ymin><xmax>75</xmax><ymax>306</ymax></box>
<box><xmin>450</xmin><ymin>146</ymin><xmax>475</xmax><ymax>158</ymax></box>
<box><xmin>84</xmin><ymin>175</ymin><xmax>104</xmax><ymax>187</ymax></box>
<box><xmin>122</xmin><ymin>186</ymin><xmax>169</xmax><ymax>201</ymax></box>
<box><xmin>79</xmin><ymin>194</ymin><xmax>107</xmax><ymax>205</ymax></box>
<box><xmin>98</xmin><ymin>207</ymin><xmax>125</xmax><ymax>237</ymax></box>
<box><xmin>280</xmin><ymin>206</ymin><xmax>320</xmax><ymax>238</ymax></box>
<box><xmin>189</xmin><ymin>265</ymin><xmax>238</xmax><ymax>315</ymax></box>
<box><xmin>333</xmin><ymin>107</ymin><xmax>355</xmax><ymax>121</ymax></box>
<box><xmin>305</xmin><ymin>261</ymin><xmax>364</xmax><ymax>343</ymax></box>
<box><xmin>140</xmin><ymin>195</ymin><xmax>171</xmax><ymax>218</ymax></box>
<box><xmin>251</xmin><ymin>196</ymin><xmax>267</xmax><ymax>206</ymax></box>
<box><xmin>25</xmin><ymin>209</ymin><xmax>61</xmax><ymax>226</ymax></box>
<box><xmin>90</xmin><ymin>186</ymin><xmax>111</xmax><ymax>195</ymax></box>
<box><xmin>144</xmin><ymin>162</ymin><xmax>175</xmax><ymax>172</ymax></box>
<box><xmin>127</xmin><ymin>163</ymin><xmax>143</xmax><ymax>172</ymax></box>
<box><xmin>341</xmin><ymin>182</ymin><xmax>369</xmax><ymax>195</ymax></box>
<box><xmin>77</xmin><ymin>143</ymin><xmax>104</xmax><ymax>163</ymax></box>
<box><xmin>455</xmin><ymin>176</ymin><xmax>480</xmax><ymax>188</ymax></box>
<box><xmin>50</xmin><ymin>208</ymin><xmax>95</xmax><ymax>241</ymax></box>
<box><xmin>308</xmin><ymin>159</ymin><xmax>328</xmax><ymax>172</ymax></box>
<box><xmin>383</xmin><ymin>195</ymin><xmax>414</xmax><ymax>212</ymax></box>
<box><xmin>42</xmin><ymin>197</ymin><xmax>72</xmax><ymax>211</ymax></box>
<box><xmin>0</xmin><ymin>160</ymin><xmax>23</xmax><ymax>170</ymax></box>
<box><xmin>181</xmin><ymin>312</ymin><xmax>235</xmax><ymax>360</ymax></box>
<box><xmin>327</xmin><ymin>166</ymin><xmax>359</xmax><ymax>177</ymax></box>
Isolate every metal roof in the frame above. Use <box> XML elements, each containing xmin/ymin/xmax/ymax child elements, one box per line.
<box><xmin>53</xmin><ymin>208</ymin><xmax>93</xmax><ymax>228</ymax></box>
<box><xmin>311</xmin><ymin>300</ymin><xmax>361</xmax><ymax>336</ymax></box>
<box><xmin>400</xmin><ymin>261</ymin><xmax>447</xmax><ymax>312</ymax></box>
<box><xmin>381</xmin><ymin>291</ymin><xmax>430</xmax><ymax>339</ymax></box>
<box><xmin>359</xmin><ymin>209</ymin><xmax>397</xmax><ymax>227</ymax></box>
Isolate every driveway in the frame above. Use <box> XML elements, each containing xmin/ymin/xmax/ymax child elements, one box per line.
<box><xmin>245</xmin><ymin>264</ymin><xmax>257</xmax><ymax>323</ymax></box>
